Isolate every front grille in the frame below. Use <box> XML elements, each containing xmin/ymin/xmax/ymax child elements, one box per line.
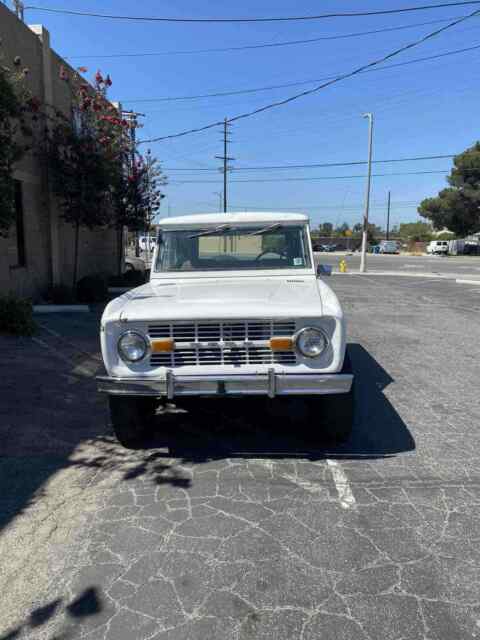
<box><xmin>148</xmin><ymin>320</ymin><xmax>297</xmax><ymax>368</ymax></box>
<box><xmin>148</xmin><ymin>320</ymin><xmax>296</xmax><ymax>342</ymax></box>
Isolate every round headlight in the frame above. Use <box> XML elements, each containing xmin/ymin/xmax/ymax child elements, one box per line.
<box><xmin>295</xmin><ymin>327</ymin><xmax>328</xmax><ymax>358</ymax></box>
<box><xmin>118</xmin><ymin>331</ymin><xmax>148</xmax><ymax>363</ymax></box>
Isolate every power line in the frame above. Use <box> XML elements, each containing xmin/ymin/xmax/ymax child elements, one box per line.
<box><xmin>169</xmin><ymin>170</ymin><xmax>451</xmax><ymax>184</ymax></box>
<box><xmin>162</xmin><ymin>154</ymin><xmax>456</xmax><ymax>172</ymax></box>
<box><xmin>123</xmin><ymin>43</ymin><xmax>480</xmax><ymax>104</ymax></box>
<box><xmin>66</xmin><ymin>16</ymin><xmax>467</xmax><ymax>59</ymax></box>
<box><xmin>140</xmin><ymin>9</ymin><xmax>480</xmax><ymax>143</ymax></box>
<box><xmin>24</xmin><ymin>2</ymin><xmax>480</xmax><ymax>23</ymax></box>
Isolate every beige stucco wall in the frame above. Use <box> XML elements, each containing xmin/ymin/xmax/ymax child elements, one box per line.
<box><xmin>0</xmin><ymin>4</ymin><xmax>118</xmax><ymax>299</ymax></box>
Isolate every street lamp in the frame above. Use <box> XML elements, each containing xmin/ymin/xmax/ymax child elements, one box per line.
<box><xmin>360</xmin><ymin>113</ymin><xmax>374</xmax><ymax>273</ymax></box>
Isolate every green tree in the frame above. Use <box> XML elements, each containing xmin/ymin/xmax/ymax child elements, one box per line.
<box><xmin>418</xmin><ymin>142</ymin><xmax>480</xmax><ymax>236</ymax></box>
<box><xmin>398</xmin><ymin>222</ymin><xmax>433</xmax><ymax>242</ymax></box>
<box><xmin>335</xmin><ymin>222</ymin><xmax>350</xmax><ymax>237</ymax></box>
<box><xmin>0</xmin><ymin>48</ymin><xmax>38</xmax><ymax>236</ymax></box>
<box><xmin>318</xmin><ymin>222</ymin><xmax>333</xmax><ymax>235</ymax></box>
<box><xmin>46</xmin><ymin>69</ymin><xmax>129</xmax><ymax>286</ymax></box>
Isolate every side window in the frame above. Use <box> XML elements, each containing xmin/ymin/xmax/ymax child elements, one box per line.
<box><xmin>14</xmin><ymin>180</ymin><xmax>26</xmax><ymax>267</ymax></box>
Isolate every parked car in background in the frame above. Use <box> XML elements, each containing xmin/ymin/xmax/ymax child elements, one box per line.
<box><xmin>124</xmin><ymin>256</ymin><xmax>146</xmax><ymax>273</ymax></box>
<box><xmin>98</xmin><ymin>212</ymin><xmax>354</xmax><ymax>447</ymax></box>
<box><xmin>322</xmin><ymin>244</ymin><xmax>337</xmax><ymax>252</ymax></box>
<box><xmin>369</xmin><ymin>245</ymin><xmax>381</xmax><ymax>254</ymax></box>
<box><xmin>379</xmin><ymin>240</ymin><xmax>399</xmax><ymax>254</ymax></box>
<box><xmin>426</xmin><ymin>240</ymin><xmax>449</xmax><ymax>255</ymax></box>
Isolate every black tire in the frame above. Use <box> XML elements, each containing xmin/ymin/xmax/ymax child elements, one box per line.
<box><xmin>109</xmin><ymin>396</ymin><xmax>157</xmax><ymax>448</ymax></box>
<box><xmin>306</xmin><ymin>351</ymin><xmax>355</xmax><ymax>443</ymax></box>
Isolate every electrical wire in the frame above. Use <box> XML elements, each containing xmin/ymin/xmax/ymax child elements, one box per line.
<box><xmin>24</xmin><ymin>2</ymin><xmax>480</xmax><ymax>23</ymax></box>
<box><xmin>123</xmin><ymin>43</ymin><xmax>480</xmax><ymax>104</ymax></box>
<box><xmin>140</xmin><ymin>9</ymin><xmax>480</xmax><ymax>143</ymax></box>
<box><xmin>162</xmin><ymin>154</ymin><xmax>456</xmax><ymax>172</ymax></box>
<box><xmin>66</xmin><ymin>16</ymin><xmax>468</xmax><ymax>58</ymax></box>
<box><xmin>168</xmin><ymin>170</ymin><xmax>451</xmax><ymax>184</ymax></box>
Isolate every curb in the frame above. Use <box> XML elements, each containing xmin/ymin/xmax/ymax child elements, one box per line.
<box><xmin>331</xmin><ymin>271</ymin><xmax>448</xmax><ymax>279</ymax></box>
<box><xmin>455</xmin><ymin>279</ymin><xmax>480</xmax><ymax>286</ymax></box>
<box><xmin>33</xmin><ymin>305</ymin><xmax>90</xmax><ymax>313</ymax></box>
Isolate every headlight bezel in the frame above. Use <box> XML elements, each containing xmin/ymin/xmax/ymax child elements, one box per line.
<box><xmin>117</xmin><ymin>330</ymin><xmax>149</xmax><ymax>363</ymax></box>
<box><xmin>294</xmin><ymin>326</ymin><xmax>329</xmax><ymax>358</ymax></box>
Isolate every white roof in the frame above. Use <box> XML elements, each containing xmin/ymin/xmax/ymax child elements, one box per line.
<box><xmin>157</xmin><ymin>212</ymin><xmax>309</xmax><ymax>227</ymax></box>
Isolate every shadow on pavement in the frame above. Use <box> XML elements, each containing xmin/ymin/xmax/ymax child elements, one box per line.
<box><xmin>0</xmin><ymin>337</ymin><xmax>415</xmax><ymax>538</ymax></box>
<box><xmin>132</xmin><ymin>343</ymin><xmax>416</xmax><ymax>464</ymax></box>
<box><xmin>0</xmin><ymin>587</ymin><xmax>103</xmax><ymax>640</ymax></box>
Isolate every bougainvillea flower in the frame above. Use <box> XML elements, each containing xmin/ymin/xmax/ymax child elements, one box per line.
<box><xmin>59</xmin><ymin>65</ymin><xmax>68</xmax><ymax>80</ymax></box>
<box><xmin>95</xmin><ymin>70</ymin><xmax>104</xmax><ymax>84</ymax></box>
<box><xmin>77</xmin><ymin>66</ymin><xmax>88</xmax><ymax>73</ymax></box>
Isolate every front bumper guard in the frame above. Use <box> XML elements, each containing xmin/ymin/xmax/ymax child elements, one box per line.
<box><xmin>97</xmin><ymin>370</ymin><xmax>353</xmax><ymax>399</ymax></box>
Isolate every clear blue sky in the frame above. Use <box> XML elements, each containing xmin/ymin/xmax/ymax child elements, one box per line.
<box><xmin>22</xmin><ymin>0</ymin><xmax>480</xmax><ymax>229</ymax></box>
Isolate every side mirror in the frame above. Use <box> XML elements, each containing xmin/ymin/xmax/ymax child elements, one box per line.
<box><xmin>316</xmin><ymin>264</ymin><xmax>332</xmax><ymax>277</ymax></box>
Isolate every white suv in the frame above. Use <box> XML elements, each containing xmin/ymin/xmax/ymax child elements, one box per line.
<box><xmin>426</xmin><ymin>240</ymin><xmax>449</xmax><ymax>255</ymax></box>
<box><xmin>98</xmin><ymin>212</ymin><xmax>354</xmax><ymax>446</ymax></box>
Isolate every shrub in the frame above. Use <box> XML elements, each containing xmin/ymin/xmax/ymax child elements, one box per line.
<box><xmin>46</xmin><ymin>284</ymin><xmax>77</xmax><ymax>304</ymax></box>
<box><xmin>0</xmin><ymin>294</ymin><xmax>36</xmax><ymax>336</ymax></box>
<box><xmin>76</xmin><ymin>274</ymin><xmax>108</xmax><ymax>303</ymax></box>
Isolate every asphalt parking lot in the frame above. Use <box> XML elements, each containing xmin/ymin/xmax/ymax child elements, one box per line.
<box><xmin>315</xmin><ymin>252</ymin><xmax>480</xmax><ymax>279</ymax></box>
<box><xmin>1</xmin><ymin>274</ymin><xmax>480</xmax><ymax>639</ymax></box>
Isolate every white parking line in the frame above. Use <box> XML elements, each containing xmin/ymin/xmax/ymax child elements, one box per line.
<box><xmin>281</xmin><ymin>473</ymin><xmax>325</xmax><ymax>495</ymax></box>
<box><xmin>326</xmin><ymin>459</ymin><xmax>356</xmax><ymax>509</ymax></box>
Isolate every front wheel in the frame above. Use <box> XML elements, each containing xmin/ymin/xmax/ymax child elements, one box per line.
<box><xmin>109</xmin><ymin>396</ymin><xmax>157</xmax><ymax>448</ymax></box>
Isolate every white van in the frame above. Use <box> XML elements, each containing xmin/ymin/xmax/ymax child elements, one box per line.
<box><xmin>379</xmin><ymin>240</ymin><xmax>399</xmax><ymax>254</ymax></box>
<box><xmin>426</xmin><ymin>240</ymin><xmax>449</xmax><ymax>255</ymax></box>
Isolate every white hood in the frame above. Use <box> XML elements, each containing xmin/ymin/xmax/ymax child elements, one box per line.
<box><xmin>112</xmin><ymin>277</ymin><xmax>323</xmax><ymax>322</ymax></box>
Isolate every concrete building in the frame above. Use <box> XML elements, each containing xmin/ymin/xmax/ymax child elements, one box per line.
<box><xmin>0</xmin><ymin>3</ymin><xmax>119</xmax><ymax>299</ymax></box>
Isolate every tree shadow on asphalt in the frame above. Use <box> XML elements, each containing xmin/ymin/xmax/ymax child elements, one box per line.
<box><xmin>0</xmin><ymin>587</ymin><xmax>103</xmax><ymax>640</ymax></box>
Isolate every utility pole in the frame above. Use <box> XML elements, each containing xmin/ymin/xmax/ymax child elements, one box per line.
<box><xmin>386</xmin><ymin>191</ymin><xmax>391</xmax><ymax>240</ymax></box>
<box><xmin>13</xmin><ymin>0</ymin><xmax>25</xmax><ymax>20</ymax></box>
<box><xmin>215</xmin><ymin>118</ymin><xmax>234</xmax><ymax>213</ymax></box>
<box><xmin>122</xmin><ymin>110</ymin><xmax>145</xmax><ymax>257</ymax></box>
<box><xmin>360</xmin><ymin>113</ymin><xmax>374</xmax><ymax>273</ymax></box>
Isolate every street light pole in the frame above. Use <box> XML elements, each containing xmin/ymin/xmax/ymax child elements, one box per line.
<box><xmin>213</xmin><ymin>192</ymin><xmax>223</xmax><ymax>212</ymax></box>
<box><xmin>360</xmin><ymin>113</ymin><xmax>374</xmax><ymax>273</ymax></box>
<box><xmin>386</xmin><ymin>190</ymin><xmax>391</xmax><ymax>240</ymax></box>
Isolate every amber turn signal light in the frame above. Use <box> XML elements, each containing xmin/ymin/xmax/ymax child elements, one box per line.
<box><xmin>151</xmin><ymin>338</ymin><xmax>175</xmax><ymax>353</ymax></box>
<box><xmin>269</xmin><ymin>337</ymin><xmax>294</xmax><ymax>351</ymax></box>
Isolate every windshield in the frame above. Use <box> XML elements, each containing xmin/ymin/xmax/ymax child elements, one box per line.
<box><xmin>155</xmin><ymin>224</ymin><xmax>312</xmax><ymax>272</ymax></box>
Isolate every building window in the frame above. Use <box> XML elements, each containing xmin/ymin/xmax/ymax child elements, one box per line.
<box><xmin>14</xmin><ymin>180</ymin><xmax>26</xmax><ymax>267</ymax></box>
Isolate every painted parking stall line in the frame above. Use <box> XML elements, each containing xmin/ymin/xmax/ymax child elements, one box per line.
<box><xmin>326</xmin><ymin>459</ymin><xmax>356</xmax><ymax>509</ymax></box>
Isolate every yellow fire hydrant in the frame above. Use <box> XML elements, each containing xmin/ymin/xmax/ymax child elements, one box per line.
<box><xmin>339</xmin><ymin>259</ymin><xmax>348</xmax><ymax>273</ymax></box>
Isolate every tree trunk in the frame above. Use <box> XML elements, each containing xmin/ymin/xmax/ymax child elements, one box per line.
<box><xmin>73</xmin><ymin>221</ymin><xmax>80</xmax><ymax>290</ymax></box>
<box><xmin>117</xmin><ymin>225</ymin><xmax>124</xmax><ymax>276</ymax></box>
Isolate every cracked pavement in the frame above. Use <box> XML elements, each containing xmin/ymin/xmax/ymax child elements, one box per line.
<box><xmin>1</xmin><ymin>276</ymin><xmax>480</xmax><ymax>639</ymax></box>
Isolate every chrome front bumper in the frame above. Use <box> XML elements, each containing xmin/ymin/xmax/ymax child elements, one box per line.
<box><xmin>97</xmin><ymin>370</ymin><xmax>353</xmax><ymax>399</ymax></box>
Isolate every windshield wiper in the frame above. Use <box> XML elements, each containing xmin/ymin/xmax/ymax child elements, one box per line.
<box><xmin>247</xmin><ymin>223</ymin><xmax>282</xmax><ymax>236</ymax></box>
<box><xmin>188</xmin><ymin>224</ymin><xmax>233</xmax><ymax>239</ymax></box>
